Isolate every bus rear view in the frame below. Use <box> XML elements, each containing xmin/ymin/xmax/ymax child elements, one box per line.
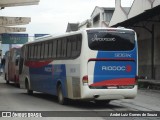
<box><xmin>81</xmin><ymin>28</ymin><xmax>138</xmax><ymax>103</ymax></box>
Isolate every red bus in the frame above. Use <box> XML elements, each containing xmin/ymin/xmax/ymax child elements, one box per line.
<box><xmin>4</xmin><ymin>47</ymin><xmax>21</xmax><ymax>87</ymax></box>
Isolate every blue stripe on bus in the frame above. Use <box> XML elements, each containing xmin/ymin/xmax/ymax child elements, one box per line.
<box><xmin>29</xmin><ymin>64</ymin><xmax>67</xmax><ymax>97</ymax></box>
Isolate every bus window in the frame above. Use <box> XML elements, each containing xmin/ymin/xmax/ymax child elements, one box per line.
<box><xmin>57</xmin><ymin>39</ymin><xmax>62</xmax><ymax>58</ymax></box>
<box><xmin>77</xmin><ymin>38</ymin><xmax>82</xmax><ymax>52</ymax></box>
<box><xmin>25</xmin><ymin>46</ymin><xmax>28</xmax><ymax>60</ymax></box>
<box><xmin>48</xmin><ymin>42</ymin><xmax>53</xmax><ymax>58</ymax></box>
<box><xmin>87</xmin><ymin>29</ymin><xmax>135</xmax><ymax>51</ymax></box>
<box><xmin>37</xmin><ymin>44</ymin><xmax>41</xmax><ymax>59</ymax></box>
<box><xmin>41</xmin><ymin>43</ymin><xmax>45</xmax><ymax>59</ymax></box>
<box><xmin>44</xmin><ymin>42</ymin><xmax>49</xmax><ymax>59</ymax></box>
<box><xmin>28</xmin><ymin>46</ymin><xmax>30</xmax><ymax>59</ymax></box>
<box><xmin>71</xmin><ymin>40</ymin><xmax>77</xmax><ymax>57</ymax></box>
<box><xmin>31</xmin><ymin>45</ymin><xmax>34</xmax><ymax>59</ymax></box>
<box><xmin>67</xmin><ymin>39</ymin><xmax>71</xmax><ymax>58</ymax></box>
<box><xmin>62</xmin><ymin>38</ymin><xmax>67</xmax><ymax>57</ymax></box>
<box><xmin>71</xmin><ymin>35</ymin><xmax>82</xmax><ymax>58</ymax></box>
<box><xmin>52</xmin><ymin>40</ymin><xmax>57</xmax><ymax>58</ymax></box>
<box><xmin>34</xmin><ymin>45</ymin><xmax>37</xmax><ymax>59</ymax></box>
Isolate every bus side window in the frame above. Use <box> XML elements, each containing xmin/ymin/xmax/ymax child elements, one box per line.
<box><xmin>44</xmin><ymin>42</ymin><xmax>49</xmax><ymax>59</ymax></box>
<box><xmin>71</xmin><ymin>35</ymin><xmax>82</xmax><ymax>58</ymax></box>
<box><xmin>25</xmin><ymin>46</ymin><xmax>28</xmax><ymax>60</ymax></box>
<box><xmin>77</xmin><ymin>35</ymin><xmax>82</xmax><ymax>53</ymax></box>
<box><xmin>57</xmin><ymin>39</ymin><xmax>62</xmax><ymax>58</ymax></box>
<box><xmin>37</xmin><ymin>44</ymin><xmax>41</xmax><ymax>59</ymax></box>
<box><xmin>30</xmin><ymin>46</ymin><xmax>32</xmax><ymax>59</ymax></box>
<box><xmin>71</xmin><ymin>40</ymin><xmax>77</xmax><ymax>57</ymax></box>
<box><xmin>31</xmin><ymin>45</ymin><xmax>34</xmax><ymax>59</ymax></box>
<box><xmin>27</xmin><ymin>45</ymin><xmax>31</xmax><ymax>59</ymax></box>
<box><xmin>41</xmin><ymin>43</ymin><xmax>45</xmax><ymax>59</ymax></box>
<box><xmin>34</xmin><ymin>45</ymin><xmax>37</xmax><ymax>59</ymax></box>
<box><xmin>28</xmin><ymin>46</ymin><xmax>30</xmax><ymax>59</ymax></box>
<box><xmin>52</xmin><ymin>40</ymin><xmax>57</xmax><ymax>58</ymax></box>
<box><xmin>48</xmin><ymin>42</ymin><xmax>53</xmax><ymax>58</ymax></box>
<box><xmin>67</xmin><ymin>39</ymin><xmax>71</xmax><ymax>58</ymax></box>
<box><xmin>62</xmin><ymin>38</ymin><xmax>67</xmax><ymax>58</ymax></box>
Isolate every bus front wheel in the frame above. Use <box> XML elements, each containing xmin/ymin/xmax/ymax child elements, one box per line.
<box><xmin>57</xmin><ymin>84</ymin><xmax>67</xmax><ymax>105</ymax></box>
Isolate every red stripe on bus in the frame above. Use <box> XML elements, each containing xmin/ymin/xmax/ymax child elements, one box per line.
<box><xmin>25</xmin><ymin>60</ymin><xmax>52</xmax><ymax>68</ymax></box>
<box><xmin>89</xmin><ymin>78</ymin><xmax>135</xmax><ymax>86</ymax></box>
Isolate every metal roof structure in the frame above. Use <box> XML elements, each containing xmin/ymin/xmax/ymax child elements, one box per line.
<box><xmin>114</xmin><ymin>5</ymin><xmax>160</xmax><ymax>27</ymax></box>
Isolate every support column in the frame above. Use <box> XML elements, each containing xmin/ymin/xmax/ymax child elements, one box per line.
<box><xmin>151</xmin><ymin>24</ymin><xmax>155</xmax><ymax>79</ymax></box>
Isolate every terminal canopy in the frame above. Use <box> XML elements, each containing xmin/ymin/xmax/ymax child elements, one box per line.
<box><xmin>0</xmin><ymin>26</ymin><xmax>26</xmax><ymax>33</ymax></box>
<box><xmin>0</xmin><ymin>0</ymin><xmax>39</xmax><ymax>33</ymax></box>
<box><xmin>0</xmin><ymin>0</ymin><xmax>39</xmax><ymax>7</ymax></box>
<box><xmin>0</xmin><ymin>17</ymin><xmax>30</xmax><ymax>33</ymax></box>
<box><xmin>0</xmin><ymin>17</ymin><xmax>31</xmax><ymax>26</ymax></box>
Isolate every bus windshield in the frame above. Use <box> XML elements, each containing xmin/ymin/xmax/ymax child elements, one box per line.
<box><xmin>87</xmin><ymin>29</ymin><xmax>135</xmax><ymax>51</ymax></box>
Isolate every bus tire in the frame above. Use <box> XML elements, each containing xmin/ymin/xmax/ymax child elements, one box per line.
<box><xmin>6</xmin><ymin>80</ymin><xmax>9</xmax><ymax>84</ymax></box>
<box><xmin>95</xmin><ymin>100</ymin><xmax>110</xmax><ymax>105</ymax></box>
<box><xmin>25</xmin><ymin>80</ymin><xmax>33</xmax><ymax>95</ymax></box>
<box><xmin>57</xmin><ymin>84</ymin><xmax>67</xmax><ymax>105</ymax></box>
<box><xmin>14</xmin><ymin>76</ymin><xmax>20</xmax><ymax>88</ymax></box>
<box><xmin>5</xmin><ymin>74</ymin><xmax>9</xmax><ymax>84</ymax></box>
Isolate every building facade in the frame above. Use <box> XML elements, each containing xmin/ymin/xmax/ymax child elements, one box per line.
<box><xmin>78</xmin><ymin>6</ymin><xmax>115</xmax><ymax>30</ymax></box>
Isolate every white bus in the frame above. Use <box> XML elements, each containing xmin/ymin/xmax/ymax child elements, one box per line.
<box><xmin>19</xmin><ymin>28</ymin><xmax>138</xmax><ymax>105</ymax></box>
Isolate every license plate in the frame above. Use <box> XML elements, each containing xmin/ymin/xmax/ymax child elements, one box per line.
<box><xmin>107</xmin><ymin>86</ymin><xmax>117</xmax><ymax>89</ymax></box>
